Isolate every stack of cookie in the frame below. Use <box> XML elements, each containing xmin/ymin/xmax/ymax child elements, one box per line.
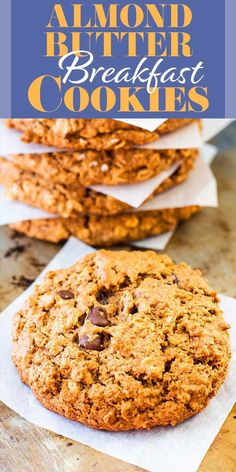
<box><xmin>0</xmin><ymin>118</ymin><xmax>200</xmax><ymax>246</ymax></box>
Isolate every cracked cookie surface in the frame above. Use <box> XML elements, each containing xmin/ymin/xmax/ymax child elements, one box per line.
<box><xmin>12</xmin><ymin>250</ymin><xmax>230</xmax><ymax>430</ymax></box>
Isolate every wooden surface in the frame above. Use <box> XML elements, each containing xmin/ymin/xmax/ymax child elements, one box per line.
<box><xmin>0</xmin><ymin>125</ymin><xmax>236</xmax><ymax>471</ymax></box>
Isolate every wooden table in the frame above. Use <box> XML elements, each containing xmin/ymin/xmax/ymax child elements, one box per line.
<box><xmin>0</xmin><ymin>126</ymin><xmax>236</xmax><ymax>471</ymax></box>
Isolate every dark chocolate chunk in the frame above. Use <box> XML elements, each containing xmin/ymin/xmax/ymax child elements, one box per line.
<box><xmin>79</xmin><ymin>334</ymin><xmax>104</xmax><ymax>351</ymax></box>
<box><xmin>87</xmin><ymin>307</ymin><xmax>110</xmax><ymax>327</ymax></box>
<box><xmin>96</xmin><ymin>290</ymin><xmax>111</xmax><ymax>305</ymax></box>
<box><xmin>130</xmin><ymin>305</ymin><xmax>138</xmax><ymax>315</ymax></box>
<box><xmin>57</xmin><ymin>290</ymin><xmax>74</xmax><ymax>300</ymax></box>
<box><xmin>173</xmin><ymin>274</ymin><xmax>179</xmax><ymax>285</ymax></box>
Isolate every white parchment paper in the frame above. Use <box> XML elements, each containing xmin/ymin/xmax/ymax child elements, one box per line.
<box><xmin>139</xmin><ymin>119</ymin><xmax>235</xmax><ymax>150</ymax></box>
<box><xmin>139</xmin><ymin>121</ymin><xmax>202</xmax><ymax>150</ymax></box>
<box><xmin>114</xmin><ymin>118</ymin><xmax>167</xmax><ymax>132</ymax></box>
<box><xmin>130</xmin><ymin>141</ymin><xmax>216</xmax><ymax>246</ymax></box>
<box><xmin>138</xmin><ymin>153</ymin><xmax>218</xmax><ymax>212</ymax></box>
<box><xmin>0</xmin><ymin>187</ymin><xmax>54</xmax><ymax>225</ymax></box>
<box><xmin>131</xmin><ymin>230</ymin><xmax>174</xmax><ymax>250</ymax></box>
<box><xmin>92</xmin><ymin>144</ymin><xmax>217</xmax><ymax>207</ymax></box>
<box><xmin>0</xmin><ymin>121</ymin><xmax>59</xmax><ymax>155</ymax></box>
<box><xmin>91</xmin><ymin>162</ymin><xmax>181</xmax><ymax>207</ymax></box>
<box><xmin>0</xmin><ymin>237</ymin><xmax>235</xmax><ymax>472</ymax></box>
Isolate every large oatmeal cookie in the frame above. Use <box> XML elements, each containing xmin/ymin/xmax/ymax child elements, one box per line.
<box><xmin>12</xmin><ymin>250</ymin><xmax>230</xmax><ymax>430</ymax></box>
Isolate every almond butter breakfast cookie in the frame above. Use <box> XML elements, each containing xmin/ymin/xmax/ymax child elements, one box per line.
<box><xmin>10</xmin><ymin>148</ymin><xmax>198</xmax><ymax>187</ymax></box>
<box><xmin>12</xmin><ymin>250</ymin><xmax>230</xmax><ymax>431</ymax></box>
<box><xmin>10</xmin><ymin>206</ymin><xmax>200</xmax><ymax>245</ymax></box>
<box><xmin>7</xmin><ymin>118</ymin><xmax>196</xmax><ymax>150</ymax></box>
<box><xmin>0</xmin><ymin>155</ymin><xmax>196</xmax><ymax>217</ymax></box>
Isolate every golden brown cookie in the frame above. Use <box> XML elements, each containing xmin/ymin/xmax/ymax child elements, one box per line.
<box><xmin>9</xmin><ymin>206</ymin><xmax>200</xmax><ymax>245</ymax></box>
<box><xmin>12</xmin><ymin>250</ymin><xmax>230</xmax><ymax>431</ymax></box>
<box><xmin>7</xmin><ymin>118</ymin><xmax>196</xmax><ymax>150</ymax></box>
<box><xmin>10</xmin><ymin>148</ymin><xmax>198</xmax><ymax>187</ymax></box>
<box><xmin>0</xmin><ymin>155</ymin><xmax>196</xmax><ymax>217</ymax></box>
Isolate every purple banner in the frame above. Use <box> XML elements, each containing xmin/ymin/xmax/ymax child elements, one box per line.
<box><xmin>1</xmin><ymin>1</ymin><xmax>235</xmax><ymax>118</ymax></box>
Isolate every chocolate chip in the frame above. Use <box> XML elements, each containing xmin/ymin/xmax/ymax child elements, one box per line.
<box><xmin>79</xmin><ymin>334</ymin><xmax>104</xmax><ymax>351</ymax></box>
<box><xmin>130</xmin><ymin>306</ymin><xmax>138</xmax><ymax>315</ymax></box>
<box><xmin>57</xmin><ymin>290</ymin><xmax>74</xmax><ymax>300</ymax></box>
<box><xmin>87</xmin><ymin>307</ymin><xmax>110</xmax><ymax>327</ymax></box>
<box><xmin>173</xmin><ymin>274</ymin><xmax>179</xmax><ymax>285</ymax></box>
<box><xmin>96</xmin><ymin>290</ymin><xmax>110</xmax><ymax>305</ymax></box>
<box><xmin>164</xmin><ymin>360</ymin><xmax>173</xmax><ymax>373</ymax></box>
